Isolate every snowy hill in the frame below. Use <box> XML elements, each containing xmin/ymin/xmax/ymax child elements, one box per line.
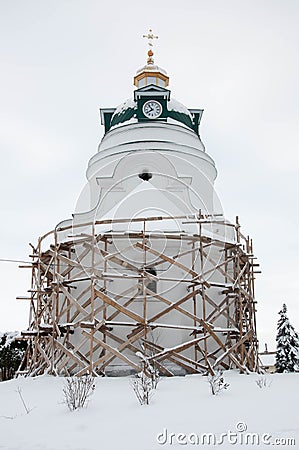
<box><xmin>0</xmin><ymin>372</ymin><xmax>298</xmax><ymax>449</ymax></box>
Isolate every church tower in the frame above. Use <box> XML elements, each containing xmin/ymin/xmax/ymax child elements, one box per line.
<box><xmin>20</xmin><ymin>32</ymin><xmax>259</xmax><ymax>377</ymax></box>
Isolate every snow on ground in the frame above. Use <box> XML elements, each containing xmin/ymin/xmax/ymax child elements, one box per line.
<box><xmin>0</xmin><ymin>371</ymin><xmax>298</xmax><ymax>450</ymax></box>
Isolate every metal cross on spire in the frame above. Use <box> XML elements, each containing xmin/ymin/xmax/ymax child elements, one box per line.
<box><xmin>142</xmin><ymin>29</ymin><xmax>158</xmax><ymax>65</ymax></box>
<box><xmin>143</xmin><ymin>28</ymin><xmax>159</xmax><ymax>47</ymax></box>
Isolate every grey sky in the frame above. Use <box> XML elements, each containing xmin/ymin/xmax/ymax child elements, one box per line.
<box><xmin>0</xmin><ymin>0</ymin><xmax>298</xmax><ymax>350</ymax></box>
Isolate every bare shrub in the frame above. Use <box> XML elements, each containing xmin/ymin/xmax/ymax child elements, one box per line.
<box><xmin>136</xmin><ymin>350</ymin><xmax>160</xmax><ymax>389</ymax></box>
<box><xmin>255</xmin><ymin>375</ymin><xmax>272</xmax><ymax>389</ymax></box>
<box><xmin>131</xmin><ymin>370</ymin><xmax>154</xmax><ymax>406</ymax></box>
<box><xmin>63</xmin><ymin>375</ymin><xmax>96</xmax><ymax>411</ymax></box>
<box><xmin>208</xmin><ymin>370</ymin><xmax>229</xmax><ymax>395</ymax></box>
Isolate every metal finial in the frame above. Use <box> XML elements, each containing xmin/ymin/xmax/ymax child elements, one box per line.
<box><xmin>142</xmin><ymin>28</ymin><xmax>158</xmax><ymax>64</ymax></box>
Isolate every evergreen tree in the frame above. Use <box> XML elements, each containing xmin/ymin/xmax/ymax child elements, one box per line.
<box><xmin>275</xmin><ymin>304</ymin><xmax>299</xmax><ymax>373</ymax></box>
<box><xmin>0</xmin><ymin>333</ymin><xmax>27</xmax><ymax>381</ymax></box>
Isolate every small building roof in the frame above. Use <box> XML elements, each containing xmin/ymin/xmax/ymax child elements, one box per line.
<box><xmin>259</xmin><ymin>353</ymin><xmax>276</xmax><ymax>367</ymax></box>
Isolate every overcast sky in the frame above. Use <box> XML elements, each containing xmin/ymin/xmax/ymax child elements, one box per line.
<box><xmin>0</xmin><ymin>0</ymin><xmax>298</xmax><ymax>351</ymax></box>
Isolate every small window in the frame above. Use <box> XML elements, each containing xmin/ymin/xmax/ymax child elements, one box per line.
<box><xmin>147</xmin><ymin>76</ymin><xmax>156</xmax><ymax>86</ymax></box>
<box><xmin>145</xmin><ymin>268</ymin><xmax>157</xmax><ymax>293</ymax></box>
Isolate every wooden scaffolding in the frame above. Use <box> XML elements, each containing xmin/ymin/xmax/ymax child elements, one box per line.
<box><xmin>18</xmin><ymin>214</ymin><xmax>260</xmax><ymax>377</ymax></box>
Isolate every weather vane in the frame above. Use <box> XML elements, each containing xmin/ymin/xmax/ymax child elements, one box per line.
<box><xmin>142</xmin><ymin>28</ymin><xmax>158</xmax><ymax>65</ymax></box>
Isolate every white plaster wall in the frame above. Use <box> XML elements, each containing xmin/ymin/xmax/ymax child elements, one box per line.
<box><xmin>74</xmin><ymin>121</ymin><xmax>219</xmax><ymax>223</ymax></box>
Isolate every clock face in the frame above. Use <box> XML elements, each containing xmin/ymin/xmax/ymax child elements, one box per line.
<box><xmin>142</xmin><ymin>100</ymin><xmax>162</xmax><ymax>119</ymax></box>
